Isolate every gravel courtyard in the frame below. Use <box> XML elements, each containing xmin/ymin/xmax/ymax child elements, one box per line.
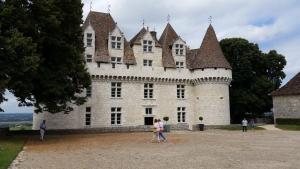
<box><xmin>10</xmin><ymin>129</ymin><xmax>300</xmax><ymax>169</ymax></box>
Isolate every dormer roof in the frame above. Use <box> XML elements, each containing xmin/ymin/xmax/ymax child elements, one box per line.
<box><xmin>158</xmin><ymin>23</ymin><xmax>180</xmax><ymax>68</ymax></box>
<box><xmin>189</xmin><ymin>25</ymin><xmax>231</xmax><ymax>70</ymax></box>
<box><xmin>83</xmin><ymin>11</ymin><xmax>136</xmax><ymax>64</ymax></box>
<box><xmin>129</xmin><ymin>27</ymin><xmax>161</xmax><ymax>47</ymax></box>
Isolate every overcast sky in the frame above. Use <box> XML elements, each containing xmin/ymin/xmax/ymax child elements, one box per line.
<box><xmin>1</xmin><ymin>0</ymin><xmax>300</xmax><ymax>113</ymax></box>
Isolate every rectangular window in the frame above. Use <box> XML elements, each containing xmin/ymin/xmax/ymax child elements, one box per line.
<box><xmin>175</xmin><ymin>44</ymin><xmax>184</xmax><ymax>55</ymax></box>
<box><xmin>86</xmin><ymin>107</ymin><xmax>91</xmax><ymax>113</ymax></box>
<box><xmin>176</xmin><ymin>61</ymin><xmax>184</xmax><ymax>69</ymax></box>
<box><xmin>111</xmin><ymin>82</ymin><xmax>122</xmax><ymax>98</ymax></box>
<box><xmin>143</xmin><ymin>59</ymin><xmax>153</xmax><ymax>66</ymax></box>
<box><xmin>177</xmin><ymin>107</ymin><xmax>186</xmax><ymax>123</ymax></box>
<box><xmin>145</xmin><ymin>107</ymin><xmax>152</xmax><ymax>115</ymax></box>
<box><xmin>111</xmin><ymin>107</ymin><xmax>121</xmax><ymax>125</ymax></box>
<box><xmin>111</xmin><ymin>57</ymin><xmax>122</xmax><ymax>68</ymax></box>
<box><xmin>144</xmin><ymin>83</ymin><xmax>153</xmax><ymax>99</ymax></box>
<box><xmin>85</xmin><ymin>107</ymin><xmax>91</xmax><ymax>126</ymax></box>
<box><xmin>86</xmin><ymin>33</ymin><xmax>92</xmax><ymax>47</ymax></box>
<box><xmin>86</xmin><ymin>86</ymin><xmax>92</xmax><ymax>97</ymax></box>
<box><xmin>86</xmin><ymin>54</ymin><xmax>92</xmax><ymax>62</ymax></box>
<box><xmin>85</xmin><ymin>114</ymin><xmax>91</xmax><ymax>126</ymax></box>
<box><xmin>143</xmin><ymin>40</ymin><xmax>153</xmax><ymax>52</ymax></box>
<box><xmin>177</xmin><ymin>85</ymin><xmax>185</xmax><ymax>99</ymax></box>
<box><xmin>111</xmin><ymin>36</ymin><xmax>121</xmax><ymax>49</ymax></box>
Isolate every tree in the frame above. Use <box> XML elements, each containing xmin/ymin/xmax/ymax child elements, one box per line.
<box><xmin>220</xmin><ymin>38</ymin><xmax>286</xmax><ymax>123</ymax></box>
<box><xmin>0</xmin><ymin>0</ymin><xmax>91</xmax><ymax>113</ymax></box>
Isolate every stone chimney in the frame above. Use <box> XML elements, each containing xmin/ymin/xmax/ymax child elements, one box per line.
<box><xmin>150</xmin><ymin>31</ymin><xmax>157</xmax><ymax>41</ymax></box>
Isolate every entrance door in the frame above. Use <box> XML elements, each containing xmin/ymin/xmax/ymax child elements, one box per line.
<box><xmin>144</xmin><ymin>117</ymin><xmax>154</xmax><ymax>125</ymax></box>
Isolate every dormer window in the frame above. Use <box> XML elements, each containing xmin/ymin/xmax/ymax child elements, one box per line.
<box><xmin>86</xmin><ymin>54</ymin><xmax>92</xmax><ymax>63</ymax></box>
<box><xmin>143</xmin><ymin>40</ymin><xmax>153</xmax><ymax>52</ymax></box>
<box><xmin>111</xmin><ymin>57</ymin><xmax>122</xmax><ymax>68</ymax></box>
<box><xmin>176</xmin><ymin>61</ymin><xmax>184</xmax><ymax>69</ymax></box>
<box><xmin>175</xmin><ymin>44</ymin><xmax>184</xmax><ymax>55</ymax></box>
<box><xmin>86</xmin><ymin>33</ymin><xmax>93</xmax><ymax>47</ymax></box>
<box><xmin>143</xmin><ymin>59</ymin><xmax>153</xmax><ymax>67</ymax></box>
<box><xmin>111</xmin><ymin>36</ymin><xmax>121</xmax><ymax>49</ymax></box>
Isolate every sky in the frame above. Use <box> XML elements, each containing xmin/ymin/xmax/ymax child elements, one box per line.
<box><xmin>1</xmin><ymin>0</ymin><xmax>300</xmax><ymax>113</ymax></box>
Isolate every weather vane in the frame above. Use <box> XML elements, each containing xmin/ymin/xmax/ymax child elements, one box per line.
<box><xmin>142</xmin><ymin>19</ymin><xmax>145</xmax><ymax>27</ymax></box>
<box><xmin>167</xmin><ymin>14</ymin><xmax>170</xmax><ymax>23</ymax></box>
<box><xmin>208</xmin><ymin>16</ymin><xmax>212</xmax><ymax>24</ymax></box>
<box><xmin>89</xmin><ymin>0</ymin><xmax>93</xmax><ymax>11</ymax></box>
<box><xmin>107</xmin><ymin>4</ymin><xmax>111</xmax><ymax>14</ymax></box>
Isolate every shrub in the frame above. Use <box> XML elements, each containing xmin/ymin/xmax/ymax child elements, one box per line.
<box><xmin>163</xmin><ymin>116</ymin><xmax>169</xmax><ymax>122</ymax></box>
<box><xmin>199</xmin><ymin>116</ymin><xmax>203</xmax><ymax>121</ymax></box>
<box><xmin>276</xmin><ymin>118</ymin><xmax>300</xmax><ymax>125</ymax></box>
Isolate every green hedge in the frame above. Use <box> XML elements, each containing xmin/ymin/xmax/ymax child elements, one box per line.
<box><xmin>276</xmin><ymin>118</ymin><xmax>300</xmax><ymax>125</ymax></box>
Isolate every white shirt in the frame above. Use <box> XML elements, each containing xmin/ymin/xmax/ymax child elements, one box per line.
<box><xmin>242</xmin><ymin>119</ymin><xmax>248</xmax><ymax>126</ymax></box>
<box><xmin>154</xmin><ymin>122</ymin><xmax>160</xmax><ymax>131</ymax></box>
<box><xmin>158</xmin><ymin>121</ymin><xmax>164</xmax><ymax>130</ymax></box>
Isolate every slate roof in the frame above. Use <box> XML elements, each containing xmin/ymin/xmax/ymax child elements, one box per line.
<box><xmin>129</xmin><ymin>27</ymin><xmax>161</xmax><ymax>47</ymax></box>
<box><xmin>190</xmin><ymin>24</ymin><xmax>231</xmax><ymax>69</ymax></box>
<box><xmin>158</xmin><ymin>23</ymin><xmax>178</xmax><ymax>68</ymax></box>
<box><xmin>271</xmin><ymin>72</ymin><xmax>300</xmax><ymax>96</ymax></box>
<box><xmin>82</xmin><ymin>11</ymin><xmax>136</xmax><ymax>64</ymax></box>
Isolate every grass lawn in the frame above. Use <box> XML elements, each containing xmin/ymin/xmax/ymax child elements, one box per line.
<box><xmin>0</xmin><ymin>136</ymin><xmax>27</xmax><ymax>169</ymax></box>
<box><xmin>276</xmin><ymin>125</ymin><xmax>300</xmax><ymax>131</ymax></box>
<box><xmin>216</xmin><ymin>125</ymin><xmax>265</xmax><ymax>131</ymax></box>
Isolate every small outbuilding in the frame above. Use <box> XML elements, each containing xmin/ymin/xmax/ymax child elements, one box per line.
<box><xmin>271</xmin><ymin>72</ymin><xmax>300</xmax><ymax>124</ymax></box>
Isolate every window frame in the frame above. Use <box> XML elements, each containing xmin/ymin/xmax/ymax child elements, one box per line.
<box><xmin>175</xmin><ymin>44</ymin><xmax>184</xmax><ymax>55</ymax></box>
<box><xmin>176</xmin><ymin>61</ymin><xmax>184</xmax><ymax>69</ymax></box>
<box><xmin>145</xmin><ymin>107</ymin><xmax>153</xmax><ymax>115</ymax></box>
<box><xmin>86</xmin><ymin>86</ymin><xmax>92</xmax><ymax>97</ymax></box>
<box><xmin>86</xmin><ymin>54</ymin><xmax>92</xmax><ymax>63</ymax></box>
<box><xmin>177</xmin><ymin>107</ymin><xmax>186</xmax><ymax>123</ymax></box>
<box><xmin>143</xmin><ymin>40</ymin><xmax>153</xmax><ymax>52</ymax></box>
<box><xmin>143</xmin><ymin>59</ymin><xmax>153</xmax><ymax>67</ymax></box>
<box><xmin>177</xmin><ymin>84</ymin><xmax>185</xmax><ymax>99</ymax></box>
<box><xmin>111</xmin><ymin>36</ymin><xmax>122</xmax><ymax>49</ymax></box>
<box><xmin>111</xmin><ymin>107</ymin><xmax>122</xmax><ymax>125</ymax></box>
<box><xmin>144</xmin><ymin>83</ymin><xmax>154</xmax><ymax>99</ymax></box>
<box><xmin>86</xmin><ymin>33</ymin><xmax>93</xmax><ymax>47</ymax></box>
<box><xmin>111</xmin><ymin>82</ymin><xmax>122</xmax><ymax>98</ymax></box>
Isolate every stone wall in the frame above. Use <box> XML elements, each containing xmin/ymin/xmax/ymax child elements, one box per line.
<box><xmin>273</xmin><ymin>95</ymin><xmax>300</xmax><ymax>120</ymax></box>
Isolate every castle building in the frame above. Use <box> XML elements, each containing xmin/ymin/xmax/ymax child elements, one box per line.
<box><xmin>272</xmin><ymin>72</ymin><xmax>300</xmax><ymax>123</ymax></box>
<box><xmin>33</xmin><ymin>11</ymin><xmax>232</xmax><ymax>130</ymax></box>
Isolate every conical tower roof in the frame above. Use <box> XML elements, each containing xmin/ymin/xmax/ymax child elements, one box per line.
<box><xmin>192</xmin><ymin>25</ymin><xmax>231</xmax><ymax>69</ymax></box>
<box><xmin>158</xmin><ymin>23</ymin><xmax>179</xmax><ymax>68</ymax></box>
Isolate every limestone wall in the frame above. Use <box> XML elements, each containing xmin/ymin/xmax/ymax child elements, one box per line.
<box><xmin>273</xmin><ymin>95</ymin><xmax>300</xmax><ymax>119</ymax></box>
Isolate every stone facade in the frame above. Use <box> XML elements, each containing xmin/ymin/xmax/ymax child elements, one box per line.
<box><xmin>273</xmin><ymin>95</ymin><xmax>300</xmax><ymax>119</ymax></box>
<box><xmin>33</xmin><ymin>11</ymin><xmax>232</xmax><ymax>130</ymax></box>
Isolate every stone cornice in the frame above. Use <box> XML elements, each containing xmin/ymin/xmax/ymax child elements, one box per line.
<box><xmin>91</xmin><ymin>74</ymin><xmax>232</xmax><ymax>85</ymax></box>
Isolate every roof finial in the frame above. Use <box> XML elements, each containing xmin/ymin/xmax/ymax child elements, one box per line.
<box><xmin>142</xmin><ymin>19</ymin><xmax>145</xmax><ymax>28</ymax></box>
<box><xmin>167</xmin><ymin>14</ymin><xmax>171</xmax><ymax>23</ymax></box>
<box><xmin>89</xmin><ymin>0</ymin><xmax>93</xmax><ymax>11</ymax></box>
<box><xmin>208</xmin><ymin>16</ymin><xmax>212</xmax><ymax>24</ymax></box>
<box><xmin>107</xmin><ymin>4</ymin><xmax>111</xmax><ymax>14</ymax></box>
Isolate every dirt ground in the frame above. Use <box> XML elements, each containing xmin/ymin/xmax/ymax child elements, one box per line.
<box><xmin>10</xmin><ymin>130</ymin><xmax>300</xmax><ymax>169</ymax></box>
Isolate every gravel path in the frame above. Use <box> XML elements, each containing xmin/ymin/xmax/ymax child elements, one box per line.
<box><xmin>11</xmin><ymin>130</ymin><xmax>300</xmax><ymax>169</ymax></box>
<box><xmin>260</xmin><ymin>125</ymin><xmax>282</xmax><ymax>131</ymax></box>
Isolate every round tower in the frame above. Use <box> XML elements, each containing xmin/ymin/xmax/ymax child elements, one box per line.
<box><xmin>191</xmin><ymin>25</ymin><xmax>232</xmax><ymax>126</ymax></box>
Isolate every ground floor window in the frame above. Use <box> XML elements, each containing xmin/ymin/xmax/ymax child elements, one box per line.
<box><xmin>144</xmin><ymin>117</ymin><xmax>154</xmax><ymax>125</ymax></box>
<box><xmin>85</xmin><ymin>114</ymin><xmax>91</xmax><ymax>126</ymax></box>
<box><xmin>177</xmin><ymin>107</ymin><xmax>186</xmax><ymax>123</ymax></box>
<box><xmin>111</xmin><ymin>107</ymin><xmax>122</xmax><ymax>125</ymax></box>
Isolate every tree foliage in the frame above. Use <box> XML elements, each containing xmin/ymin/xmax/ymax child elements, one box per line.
<box><xmin>220</xmin><ymin>38</ymin><xmax>286</xmax><ymax>123</ymax></box>
<box><xmin>0</xmin><ymin>0</ymin><xmax>91</xmax><ymax>113</ymax></box>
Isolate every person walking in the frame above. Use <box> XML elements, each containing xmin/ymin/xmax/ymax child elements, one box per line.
<box><xmin>242</xmin><ymin>118</ymin><xmax>248</xmax><ymax>132</ymax></box>
<box><xmin>40</xmin><ymin>120</ymin><xmax>46</xmax><ymax>141</ymax></box>
<box><xmin>158</xmin><ymin>119</ymin><xmax>167</xmax><ymax>142</ymax></box>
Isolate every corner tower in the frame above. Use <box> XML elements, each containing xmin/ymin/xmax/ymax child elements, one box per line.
<box><xmin>189</xmin><ymin>24</ymin><xmax>232</xmax><ymax>126</ymax></box>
